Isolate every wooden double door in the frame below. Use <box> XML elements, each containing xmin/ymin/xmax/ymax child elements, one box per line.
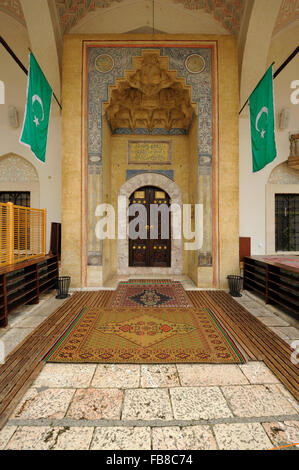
<box><xmin>129</xmin><ymin>186</ymin><xmax>171</xmax><ymax>268</ymax></box>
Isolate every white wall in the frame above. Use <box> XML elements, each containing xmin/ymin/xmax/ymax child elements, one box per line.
<box><xmin>0</xmin><ymin>13</ymin><xmax>62</xmax><ymax>251</ymax></box>
<box><xmin>239</xmin><ymin>23</ymin><xmax>299</xmax><ymax>255</ymax></box>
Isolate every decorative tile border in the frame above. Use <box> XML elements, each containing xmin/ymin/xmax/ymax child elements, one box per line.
<box><xmin>83</xmin><ymin>41</ymin><xmax>215</xmax><ymax>272</ymax></box>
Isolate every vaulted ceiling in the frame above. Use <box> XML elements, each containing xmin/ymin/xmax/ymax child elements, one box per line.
<box><xmin>273</xmin><ymin>0</ymin><xmax>299</xmax><ymax>35</ymax></box>
<box><xmin>55</xmin><ymin>0</ymin><xmax>246</xmax><ymax>35</ymax></box>
<box><xmin>0</xmin><ymin>0</ymin><xmax>298</xmax><ymax>36</ymax></box>
<box><xmin>0</xmin><ymin>0</ymin><xmax>25</xmax><ymax>26</ymax></box>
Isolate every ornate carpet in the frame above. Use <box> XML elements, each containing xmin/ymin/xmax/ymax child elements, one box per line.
<box><xmin>110</xmin><ymin>281</ymin><xmax>193</xmax><ymax>308</ymax></box>
<box><xmin>125</xmin><ymin>279</ymin><xmax>173</xmax><ymax>284</ymax></box>
<box><xmin>44</xmin><ymin>306</ymin><xmax>246</xmax><ymax>364</ymax></box>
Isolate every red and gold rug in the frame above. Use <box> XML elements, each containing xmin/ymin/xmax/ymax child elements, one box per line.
<box><xmin>44</xmin><ymin>306</ymin><xmax>246</xmax><ymax>364</ymax></box>
<box><xmin>125</xmin><ymin>279</ymin><xmax>173</xmax><ymax>284</ymax></box>
<box><xmin>110</xmin><ymin>281</ymin><xmax>193</xmax><ymax>308</ymax></box>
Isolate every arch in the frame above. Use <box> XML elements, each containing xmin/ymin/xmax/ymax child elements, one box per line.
<box><xmin>0</xmin><ymin>153</ymin><xmax>39</xmax><ymax>182</ymax></box>
<box><xmin>268</xmin><ymin>161</ymin><xmax>299</xmax><ymax>185</ymax></box>
<box><xmin>0</xmin><ymin>153</ymin><xmax>40</xmax><ymax>208</ymax></box>
<box><xmin>117</xmin><ymin>172</ymin><xmax>182</xmax><ymax>275</ymax></box>
<box><xmin>266</xmin><ymin>161</ymin><xmax>299</xmax><ymax>254</ymax></box>
<box><xmin>129</xmin><ymin>184</ymin><xmax>171</xmax><ymax>200</ymax></box>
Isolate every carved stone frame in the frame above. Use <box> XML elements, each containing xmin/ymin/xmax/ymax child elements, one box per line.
<box><xmin>117</xmin><ymin>173</ymin><xmax>182</xmax><ymax>275</ymax></box>
<box><xmin>128</xmin><ymin>141</ymin><xmax>172</xmax><ymax>165</ymax></box>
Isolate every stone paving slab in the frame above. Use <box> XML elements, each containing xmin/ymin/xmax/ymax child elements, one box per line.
<box><xmin>274</xmin><ymin>384</ymin><xmax>299</xmax><ymax>413</ymax></box>
<box><xmin>90</xmin><ymin>426</ymin><xmax>151</xmax><ymax>450</ymax></box>
<box><xmin>244</xmin><ymin>308</ymin><xmax>276</xmax><ymax>318</ymax></box>
<box><xmin>0</xmin><ymin>426</ymin><xmax>17</xmax><ymax>450</ymax></box>
<box><xmin>221</xmin><ymin>385</ymin><xmax>298</xmax><ymax>418</ymax></box>
<box><xmin>66</xmin><ymin>389</ymin><xmax>124</xmax><ymax>420</ymax></box>
<box><xmin>270</xmin><ymin>327</ymin><xmax>299</xmax><ymax>341</ymax></box>
<box><xmin>262</xmin><ymin>421</ymin><xmax>299</xmax><ymax>449</ymax></box>
<box><xmin>170</xmin><ymin>387</ymin><xmax>232</xmax><ymax>420</ymax></box>
<box><xmin>239</xmin><ymin>362</ymin><xmax>280</xmax><ymax>384</ymax></box>
<box><xmin>33</xmin><ymin>364</ymin><xmax>97</xmax><ymax>389</ymax></box>
<box><xmin>4</xmin><ymin>426</ymin><xmax>94</xmax><ymax>450</ymax></box>
<box><xmin>0</xmin><ymin>327</ymin><xmax>36</xmax><ymax>357</ymax></box>
<box><xmin>140</xmin><ymin>365</ymin><xmax>180</xmax><ymax>388</ymax></box>
<box><xmin>213</xmin><ymin>422</ymin><xmax>273</xmax><ymax>450</ymax></box>
<box><xmin>176</xmin><ymin>364</ymin><xmax>249</xmax><ymax>387</ymax></box>
<box><xmin>152</xmin><ymin>425</ymin><xmax>217</xmax><ymax>450</ymax></box>
<box><xmin>122</xmin><ymin>389</ymin><xmax>173</xmax><ymax>421</ymax></box>
<box><xmin>12</xmin><ymin>388</ymin><xmax>75</xmax><ymax>420</ymax></box>
<box><xmin>257</xmin><ymin>316</ymin><xmax>290</xmax><ymax>327</ymax></box>
<box><xmin>13</xmin><ymin>315</ymin><xmax>52</xmax><ymax>329</ymax></box>
<box><xmin>91</xmin><ymin>364</ymin><xmax>140</xmax><ymax>389</ymax></box>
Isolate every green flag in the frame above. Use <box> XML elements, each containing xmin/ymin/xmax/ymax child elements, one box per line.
<box><xmin>249</xmin><ymin>65</ymin><xmax>277</xmax><ymax>172</ymax></box>
<box><xmin>20</xmin><ymin>53</ymin><xmax>52</xmax><ymax>163</ymax></box>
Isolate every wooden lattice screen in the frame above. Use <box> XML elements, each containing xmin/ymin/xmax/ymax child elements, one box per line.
<box><xmin>0</xmin><ymin>202</ymin><xmax>46</xmax><ymax>266</ymax></box>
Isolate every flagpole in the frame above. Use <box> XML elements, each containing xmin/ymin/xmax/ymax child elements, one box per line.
<box><xmin>239</xmin><ymin>62</ymin><xmax>275</xmax><ymax>115</ymax></box>
<box><xmin>273</xmin><ymin>46</ymin><xmax>299</xmax><ymax>79</ymax></box>
<box><xmin>28</xmin><ymin>48</ymin><xmax>62</xmax><ymax>111</ymax></box>
<box><xmin>240</xmin><ymin>46</ymin><xmax>299</xmax><ymax>115</ymax></box>
<box><xmin>0</xmin><ymin>35</ymin><xmax>28</xmax><ymax>75</ymax></box>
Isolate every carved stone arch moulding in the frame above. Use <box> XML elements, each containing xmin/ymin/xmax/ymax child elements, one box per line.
<box><xmin>117</xmin><ymin>172</ymin><xmax>182</xmax><ymax>275</ymax></box>
<box><xmin>0</xmin><ymin>153</ymin><xmax>40</xmax><ymax>208</ymax></box>
<box><xmin>0</xmin><ymin>153</ymin><xmax>39</xmax><ymax>183</ymax></box>
<box><xmin>268</xmin><ymin>161</ymin><xmax>299</xmax><ymax>185</ymax></box>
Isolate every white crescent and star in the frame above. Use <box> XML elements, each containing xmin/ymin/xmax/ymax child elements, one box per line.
<box><xmin>32</xmin><ymin>94</ymin><xmax>44</xmax><ymax>127</ymax></box>
<box><xmin>255</xmin><ymin>106</ymin><xmax>268</xmax><ymax>139</ymax></box>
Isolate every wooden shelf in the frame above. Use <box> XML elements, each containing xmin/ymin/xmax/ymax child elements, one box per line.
<box><xmin>244</xmin><ymin>277</ymin><xmax>265</xmax><ymax>294</ymax></box>
<box><xmin>5</xmin><ymin>268</ymin><xmax>37</xmax><ymax>285</ymax></box>
<box><xmin>244</xmin><ymin>256</ymin><xmax>299</xmax><ymax>318</ymax></box>
<box><xmin>7</xmin><ymin>285</ymin><xmax>38</xmax><ymax>306</ymax></box>
<box><xmin>39</xmin><ymin>274</ymin><xmax>57</xmax><ymax>288</ymax></box>
<box><xmin>39</xmin><ymin>266</ymin><xmax>58</xmax><ymax>280</ymax></box>
<box><xmin>244</xmin><ymin>270</ymin><xmax>266</xmax><ymax>285</ymax></box>
<box><xmin>0</xmin><ymin>255</ymin><xmax>58</xmax><ymax>327</ymax></box>
<box><xmin>268</xmin><ymin>278</ymin><xmax>298</xmax><ymax>296</ymax></box>
<box><xmin>6</xmin><ymin>277</ymin><xmax>37</xmax><ymax>297</ymax></box>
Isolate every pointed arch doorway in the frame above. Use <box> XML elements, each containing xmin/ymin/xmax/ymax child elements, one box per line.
<box><xmin>129</xmin><ymin>186</ymin><xmax>171</xmax><ymax>268</ymax></box>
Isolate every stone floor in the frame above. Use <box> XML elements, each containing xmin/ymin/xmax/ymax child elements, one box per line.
<box><xmin>0</xmin><ymin>290</ymin><xmax>67</xmax><ymax>358</ymax></box>
<box><xmin>0</xmin><ymin>287</ymin><xmax>298</xmax><ymax>451</ymax></box>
